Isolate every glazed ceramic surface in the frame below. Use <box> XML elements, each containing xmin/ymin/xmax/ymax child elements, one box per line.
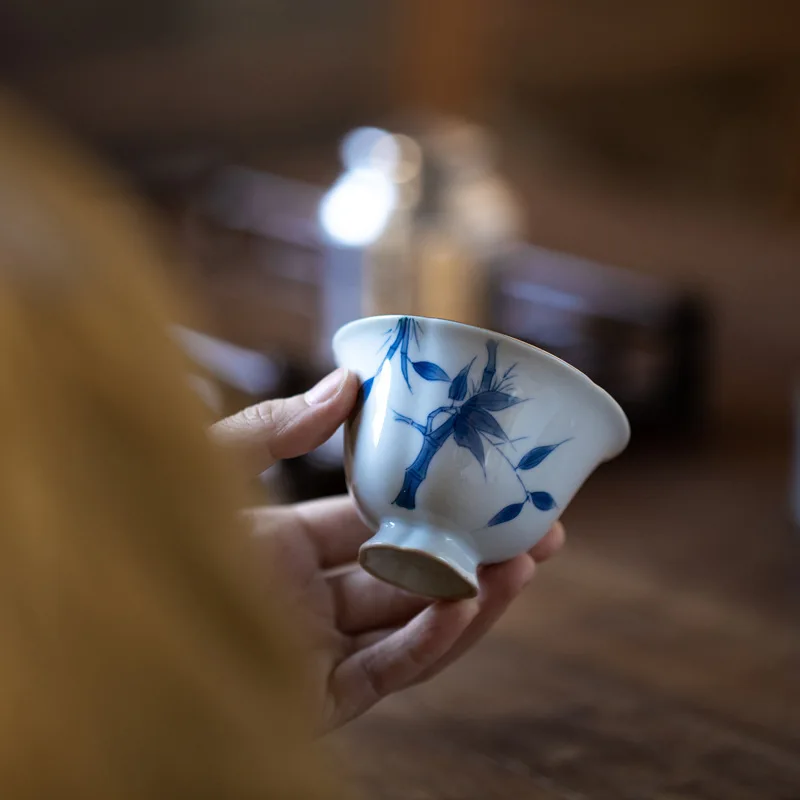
<box><xmin>332</xmin><ymin>315</ymin><xmax>630</xmax><ymax>599</ymax></box>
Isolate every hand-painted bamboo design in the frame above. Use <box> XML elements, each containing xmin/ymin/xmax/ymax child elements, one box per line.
<box><xmin>349</xmin><ymin>318</ymin><xmax>570</xmax><ymax>528</ymax></box>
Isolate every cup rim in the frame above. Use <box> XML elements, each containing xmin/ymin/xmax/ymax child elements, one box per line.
<box><xmin>333</xmin><ymin>313</ymin><xmax>631</xmax><ymax>459</ymax></box>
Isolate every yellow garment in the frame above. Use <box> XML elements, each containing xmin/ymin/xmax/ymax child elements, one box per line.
<box><xmin>0</xmin><ymin>91</ymin><xmax>337</xmax><ymax>800</ymax></box>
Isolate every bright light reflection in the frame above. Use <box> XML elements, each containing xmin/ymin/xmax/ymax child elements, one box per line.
<box><xmin>341</xmin><ymin>127</ymin><xmax>390</xmax><ymax>169</ymax></box>
<box><xmin>319</xmin><ymin>167</ymin><xmax>397</xmax><ymax>247</ymax></box>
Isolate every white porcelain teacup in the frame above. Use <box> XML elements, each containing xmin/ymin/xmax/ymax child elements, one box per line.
<box><xmin>333</xmin><ymin>315</ymin><xmax>630</xmax><ymax>600</ymax></box>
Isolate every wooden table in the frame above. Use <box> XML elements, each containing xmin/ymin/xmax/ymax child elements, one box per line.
<box><xmin>334</xmin><ymin>439</ymin><xmax>800</xmax><ymax>799</ymax></box>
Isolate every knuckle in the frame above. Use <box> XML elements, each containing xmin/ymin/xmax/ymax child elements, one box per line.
<box><xmin>244</xmin><ymin>399</ymin><xmax>279</xmax><ymax>429</ymax></box>
<box><xmin>359</xmin><ymin>652</ymin><xmax>388</xmax><ymax>702</ymax></box>
<box><xmin>247</xmin><ymin>399</ymin><xmax>296</xmax><ymax>455</ymax></box>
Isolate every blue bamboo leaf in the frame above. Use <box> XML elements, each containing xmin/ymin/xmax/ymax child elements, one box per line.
<box><xmin>517</xmin><ymin>441</ymin><xmax>566</xmax><ymax>470</ymax></box>
<box><xmin>454</xmin><ymin>415</ymin><xmax>485</xmax><ymax>469</ymax></box>
<box><xmin>462</xmin><ymin>406</ymin><xmax>508</xmax><ymax>441</ymax></box>
<box><xmin>500</xmin><ymin>362</ymin><xmax>517</xmax><ymax>381</ymax></box>
<box><xmin>400</xmin><ymin>351</ymin><xmax>412</xmax><ymax>392</ymax></box>
<box><xmin>464</xmin><ymin>391</ymin><xmax>521</xmax><ymax>411</ymax></box>
<box><xmin>449</xmin><ymin>358</ymin><xmax>475</xmax><ymax>401</ymax></box>
<box><xmin>412</xmin><ymin>360</ymin><xmax>450</xmax><ymax>382</ymax></box>
<box><xmin>401</xmin><ymin>359</ymin><xmax>412</xmax><ymax>391</ymax></box>
<box><xmin>487</xmin><ymin>501</ymin><xmax>526</xmax><ymax>527</ymax></box>
<box><xmin>529</xmin><ymin>491</ymin><xmax>556</xmax><ymax>511</ymax></box>
<box><xmin>360</xmin><ymin>376</ymin><xmax>374</xmax><ymax>404</ymax></box>
<box><xmin>385</xmin><ymin>325</ymin><xmax>404</xmax><ymax>362</ymax></box>
<box><xmin>351</xmin><ymin>375</ymin><xmax>374</xmax><ymax>420</ymax></box>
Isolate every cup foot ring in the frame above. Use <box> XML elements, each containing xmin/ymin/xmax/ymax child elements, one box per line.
<box><xmin>358</xmin><ymin>518</ymin><xmax>480</xmax><ymax>600</ymax></box>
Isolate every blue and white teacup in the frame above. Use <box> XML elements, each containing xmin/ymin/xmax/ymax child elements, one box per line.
<box><xmin>333</xmin><ymin>315</ymin><xmax>630</xmax><ymax>599</ymax></box>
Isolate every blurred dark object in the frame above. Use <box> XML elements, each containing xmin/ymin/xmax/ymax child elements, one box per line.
<box><xmin>270</xmin><ymin>362</ymin><xmax>348</xmax><ymax>504</ymax></box>
<box><xmin>490</xmin><ymin>244</ymin><xmax>711</xmax><ymax>442</ymax></box>
<box><xmin>0</xmin><ymin>0</ymin><xmax>390</xmax><ymax>158</ymax></box>
<box><xmin>793</xmin><ymin>379</ymin><xmax>800</xmax><ymax>528</ymax></box>
<box><xmin>164</xmin><ymin>165</ymin><xmax>329</xmax><ymax>367</ymax></box>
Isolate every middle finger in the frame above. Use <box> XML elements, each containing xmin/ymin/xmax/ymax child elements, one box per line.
<box><xmin>328</xmin><ymin>567</ymin><xmax>430</xmax><ymax>634</ymax></box>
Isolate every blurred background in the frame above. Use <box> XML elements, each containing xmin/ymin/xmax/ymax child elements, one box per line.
<box><xmin>2</xmin><ymin>1</ymin><xmax>799</xmax><ymax>797</ymax></box>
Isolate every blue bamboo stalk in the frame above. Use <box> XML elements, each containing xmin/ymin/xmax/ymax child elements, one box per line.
<box><xmin>479</xmin><ymin>341</ymin><xmax>499</xmax><ymax>392</ymax></box>
<box><xmin>393</xmin><ymin>415</ymin><xmax>457</xmax><ymax>509</ymax></box>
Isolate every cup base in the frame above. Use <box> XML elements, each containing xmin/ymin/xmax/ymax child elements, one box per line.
<box><xmin>358</xmin><ymin>518</ymin><xmax>479</xmax><ymax>600</ymax></box>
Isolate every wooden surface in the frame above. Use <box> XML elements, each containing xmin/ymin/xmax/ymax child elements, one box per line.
<box><xmin>334</xmin><ymin>440</ymin><xmax>800</xmax><ymax>799</ymax></box>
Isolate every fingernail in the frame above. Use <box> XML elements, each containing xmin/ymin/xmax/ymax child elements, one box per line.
<box><xmin>305</xmin><ymin>368</ymin><xmax>348</xmax><ymax>405</ymax></box>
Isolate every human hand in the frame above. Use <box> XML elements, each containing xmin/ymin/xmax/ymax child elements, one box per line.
<box><xmin>212</xmin><ymin>368</ymin><xmax>565</xmax><ymax>732</ymax></box>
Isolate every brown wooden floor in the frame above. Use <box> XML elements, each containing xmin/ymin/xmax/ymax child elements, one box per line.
<box><xmin>334</xmin><ymin>438</ymin><xmax>800</xmax><ymax>799</ymax></box>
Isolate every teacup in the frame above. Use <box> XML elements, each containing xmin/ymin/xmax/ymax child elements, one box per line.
<box><xmin>333</xmin><ymin>315</ymin><xmax>630</xmax><ymax>600</ymax></box>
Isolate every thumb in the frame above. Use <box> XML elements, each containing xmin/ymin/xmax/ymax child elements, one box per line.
<box><xmin>211</xmin><ymin>367</ymin><xmax>358</xmax><ymax>476</ymax></box>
